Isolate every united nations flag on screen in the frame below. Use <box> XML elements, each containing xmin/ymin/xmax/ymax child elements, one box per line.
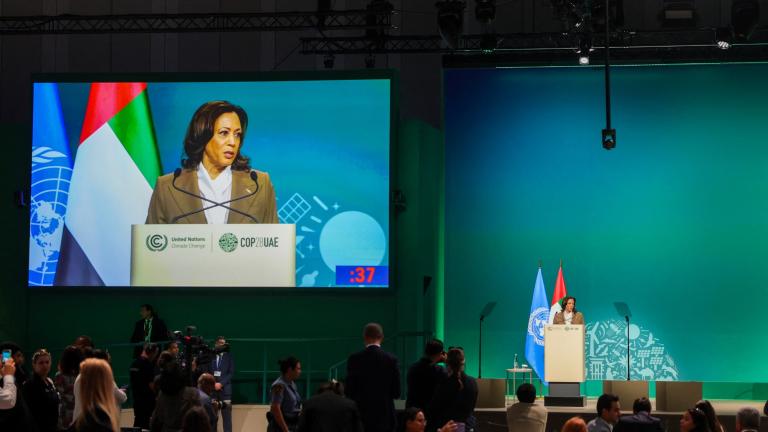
<box><xmin>29</xmin><ymin>83</ymin><xmax>73</xmax><ymax>286</ymax></box>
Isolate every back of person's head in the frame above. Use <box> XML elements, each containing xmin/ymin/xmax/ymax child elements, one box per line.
<box><xmin>736</xmin><ymin>406</ymin><xmax>760</xmax><ymax>431</ymax></box>
<box><xmin>0</xmin><ymin>341</ymin><xmax>22</xmax><ymax>356</ymax></box>
<box><xmin>424</xmin><ymin>339</ymin><xmax>444</xmax><ymax>357</ymax></box>
<box><xmin>516</xmin><ymin>383</ymin><xmax>537</xmax><ymax>403</ymax></box>
<box><xmin>633</xmin><ymin>397</ymin><xmax>652</xmax><ymax>414</ymax></box>
<box><xmin>316</xmin><ymin>380</ymin><xmax>344</xmax><ymax>396</ymax></box>
<box><xmin>687</xmin><ymin>408</ymin><xmax>711</xmax><ymax>432</ymax></box>
<box><xmin>143</xmin><ymin>342</ymin><xmax>160</xmax><ymax>356</ymax></box>
<box><xmin>88</xmin><ymin>349</ymin><xmax>110</xmax><ymax>362</ymax></box>
<box><xmin>157</xmin><ymin>350</ymin><xmax>175</xmax><ymax>369</ymax></box>
<box><xmin>562</xmin><ymin>416</ymin><xmax>587</xmax><ymax>432</ymax></box>
<box><xmin>363</xmin><ymin>323</ymin><xmax>384</xmax><ymax>342</ymax></box>
<box><xmin>445</xmin><ymin>348</ymin><xmax>466</xmax><ymax>385</ymax></box>
<box><xmin>181</xmin><ymin>406</ymin><xmax>212</xmax><ymax>432</ymax></box>
<box><xmin>158</xmin><ymin>359</ymin><xmax>187</xmax><ymax>396</ymax></box>
<box><xmin>59</xmin><ymin>345</ymin><xmax>84</xmax><ymax>376</ymax></box>
<box><xmin>73</xmin><ymin>335</ymin><xmax>94</xmax><ymax>350</ymax></box>
<box><xmin>596</xmin><ymin>393</ymin><xmax>619</xmax><ymax>417</ymax></box>
<box><xmin>696</xmin><ymin>400</ymin><xmax>721</xmax><ymax>432</ymax></box>
<box><xmin>197</xmin><ymin>373</ymin><xmax>216</xmax><ymax>394</ymax></box>
<box><xmin>278</xmin><ymin>356</ymin><xmax>300</xmax><ymax>375</ymax></box>
<box><xmin>77</xmin><ymin>358</ymin><xmax>119</xmax><ymax>432</ymax></box>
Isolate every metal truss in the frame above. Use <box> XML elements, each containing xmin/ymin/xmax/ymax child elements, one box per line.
<box><xmin>0</xmin><ymin>10</ymin><xmax>393</xmax><ymax>35</ymax></box>
<box><xmin>300</xmin><ymin>28</ymin><xmax>768</xmax><ymax>55</ymax></box>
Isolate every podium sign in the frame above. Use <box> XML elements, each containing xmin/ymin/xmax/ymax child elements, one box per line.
<box><xmin>544</xmin><ymin>324</ymin><xmax>586</xmax><ymax>383</ymax></box>
<box><xmin>131</xmin><ymin>224</ymin><xmax>296</xmax><ymax>287</ymax></box>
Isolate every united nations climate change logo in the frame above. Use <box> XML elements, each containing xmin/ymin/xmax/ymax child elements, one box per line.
<box><xmin>145</xmin><ymin>234</ymin><xmax>168</xmax><ymax>252</ymax></box>
<box><xmin>218</xmin><ymin>233</ymin><xmax>238</xmax><ymax>253</ymax></box>
<box><xmin>527</xmin><ymin>307</ymin><xmax>549</xmax><ymax>347</ymax></box>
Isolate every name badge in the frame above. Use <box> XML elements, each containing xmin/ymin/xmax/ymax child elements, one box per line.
<box><xmin>214</xmin><ymin>371</ymin><xmax>222</xmax><ymax>377</ymax></box>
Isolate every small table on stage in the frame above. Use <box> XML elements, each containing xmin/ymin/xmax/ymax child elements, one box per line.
<box><xmin>505</xmin><ymin>367</ymin><xmax>533</xmax><ymax>399</ymax></box>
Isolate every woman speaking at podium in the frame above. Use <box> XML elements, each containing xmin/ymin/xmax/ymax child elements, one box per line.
<box><xmin>146</xmin><ymin>100</ymin><xmax>278</xmax><ymax>224</ymax></box>
<box><xmin>552</xmin><ymin>296</ymin><xmax>584</xmax><ymax>325</ymax></box>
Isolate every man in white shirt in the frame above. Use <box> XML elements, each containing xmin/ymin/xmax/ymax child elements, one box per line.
<box><xmin>0</xmin><ymin>359</ymin><xmax>17</xmax><ymax>410</ymax></box>
<box><xmin>506</xmin><ymin>383</ymin><xmax>547</xmax><ymax>432</ymax></box>
<box><xmin>588</xmin><ymin>394</ymin><xmax>621</xmax><ymax>432</ymax></box>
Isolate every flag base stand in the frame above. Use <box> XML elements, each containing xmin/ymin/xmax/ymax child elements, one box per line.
<box><xmin>544</xmin><ymin>382</ymin><xmax>586</xmax><ymax>407</ymax></box>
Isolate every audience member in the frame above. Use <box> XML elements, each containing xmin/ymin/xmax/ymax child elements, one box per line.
<box><xmin>695</xmin><ymin>400</ymin><xmax>724</xmax><ymax>432</ymax></box>
<box><xmin>73</xmin><ymin>336</ymin><xmax>95</xmax><ymax>353</ymax></box>
<box><xmin>563</xmin><ymin>417</ymin><xmax>589</xmax><ymax>432</ymax></box>
<box><xmin>0</xmin><ymin>357</ymin><xmax>17</xmax><ymax>410</ymax></box>
<box><xmin>181</xmin><ymin>406</ymin><xmax>213</xmax><ymax>432</ymax></box>
<box><xmin>0</xmin><ymin>342</ymin><xmax>29</xmax><ymax>387</ymax></box>
<box><xmin>735</xmin><ymin>406</ymin><xmax>760</xmax><ymax>432</ymax></box>
<box><xmin>72</xmin><ymin>358</ymin><xmax>120</xmax><ymax>432</ymax></box>
<box><xmin>506</xmin><ymin>383</ymin><xmax>547</xmax><ymax>432</ymax></box>
<box><xmin>402</xmin><ymin>407</ymin><xmax>458</xmax><ymax>432</ymax></box>
<box><xmin>130</xmin><ymin>342</ymin><xmax>160</xmax><ymax>429</ymax></box>
<box><xmin>346</xmin><ymin>323</ymin><xmax>401</xmax><ymax>432</ymax></box>
<box><xmin>425</xmin><ymin>348</ymin><xmax>478</xmax><ymax>432</ymax></box>
<box><xmin>406</xmin><ymin>339</ymin><xmax>447</xmax><ymax>410</ymax></box>
<box><xmin>613</xmin><ymin>397</ymin><xmax>663</xmax><ymax>432</ymax></box>
<box><xmin>296</xmin><ymin>380</ymin><xmax>363</xmax><ymax>432</ymax></box>
<box><xmin>22</xmin><ymin>349</ymin><xmax>60</xmax><ymax>432</ymax></box>
<box><xmin>150</xmin><ymin>358</ymin><xmax>201</xmax><ymax>432</ymax></box>
<box><xmin>269</xmin><ymin>356</ymin><xmax>303</xmax><ymax>432</ymax></box>
<box><xmin>56</xmin><ymin>345</ymin><xmax>84</xmax><ymax>429</ymax></box>
<box><xmin>73</xmin><ymin>350</ymin><xmax>127</xmax><ymax>421</ymax></box>
<box><xmin>680</xmin><ymin>408</ymin><xmax>711</xmax><ymax>432</ymax></box>
<box><xmin>197</xmin><ymin>373</ymin><xmax>218</xmax><ymax>432</ymax></box>
<box><xmin>211</xmin><ymin>336</ymin><xmax>234</xmax><ymax>432</ymax></box>
<box><xmin>130</xmin><ymin>304</ymin><xmax>170</xmax><ymax>358</ymax></box>
<box><xmin>764</xmin><ymin>400</ymin><xmax>767</xmax><ymax>416</ymax></box>
<box><xmin>588</xmin><ymin>394</ymin><xmax>621</xmax><ymax>432</ymax></box>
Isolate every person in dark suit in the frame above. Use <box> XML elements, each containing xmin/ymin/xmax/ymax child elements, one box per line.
<box><xmin>614</xmin><ymin>397</ymin><xmax>664</xmax><ymax>432</ymax></box>
<box><xmin>130</xmin><ymin>304</ymin><xmax>170</xmax><ymax>358</ymax></box>
<box><xmin>425</xmin><ymin>348</ymin><xmax>478</xmax><ymax>432</ymax></box>
<box><xmin>211</xmin><ymin>336</ymin><xmax>234</xmax><ymax>432</ymax></box>
<box><xmin>296</xmin><ymin>380</ymin><xmax>363</xmax><ymax>432</ymax></box>
<box><xmin>406</xmin><ymin>339</ymin><xmax>447</xmax><ymax>410</ymax></box>
<box><xmin>346</xmin><ymin>323</ymin><xmax>401</xmax><ymax>432</ymax></box>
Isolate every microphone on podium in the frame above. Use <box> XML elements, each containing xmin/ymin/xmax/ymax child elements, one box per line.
<box><xmin>170</xmin><ymin>168</ymin><xmax>261</xmax><ymax>223</ymax></box>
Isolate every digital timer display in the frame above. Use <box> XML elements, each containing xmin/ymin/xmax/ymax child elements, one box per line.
<box><xmin>335</xmin><ymin>266</ymin><xmax>388</xmax><ymax>286</ymax></box>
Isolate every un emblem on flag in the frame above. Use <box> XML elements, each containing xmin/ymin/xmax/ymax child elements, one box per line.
<box><xmin>527</xmin><ymin>307</ymin><xmax>549</xmax><ymax>347</ymax></box>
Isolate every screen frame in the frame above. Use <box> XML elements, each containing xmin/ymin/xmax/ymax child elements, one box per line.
<box><xmin>27</xmin><ymin>70</ymin><xmax>398</xmax><ymax>293</ymax></box>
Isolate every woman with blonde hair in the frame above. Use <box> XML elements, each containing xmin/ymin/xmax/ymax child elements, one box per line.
<box><xmin>73</xmin><ymin>358</ymin><xmax>119</xmax><ymax>432</ymax></box>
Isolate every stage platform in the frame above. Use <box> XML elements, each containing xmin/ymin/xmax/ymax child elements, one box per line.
<box><xmin>118</xmin><ymin>398</ymin><xmax>768</xmax><ymax>432</ymax></box>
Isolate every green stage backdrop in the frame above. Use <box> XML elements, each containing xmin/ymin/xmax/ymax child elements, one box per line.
<box><xmin>444</xmin><ymin>63</ymin><xmax>768</xmax><ymax>384</ymax></box>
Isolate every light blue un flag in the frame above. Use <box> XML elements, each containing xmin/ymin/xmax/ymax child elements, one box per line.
<box><xmin>525</xmin><ymin>267</ymin><xmax>550</xmax><ymax>386</ymax></box>
<box><xmin>29</xmin><ymin>83</ymin><xmax>73</xmax><ymax>286</ymax></box>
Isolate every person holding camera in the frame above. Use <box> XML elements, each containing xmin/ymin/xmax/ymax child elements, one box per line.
<box><xmin>197</xmin><ymin>373</ymin><xmax>219</xmax><ymax>432</ymax></box>
<box><xmin>1</xmin><ymin>357</ymin><xmax>17</xmax><ymax>409</ymax></box>
<box><xmin>269</xmin><ymin>356</ymin><xmax>302</xmax><ymax>432</ymax></box>
<box><xmin>211</xmin><ymin>336</ymin><xmax>234</xmax><ymax>432</ymax></box>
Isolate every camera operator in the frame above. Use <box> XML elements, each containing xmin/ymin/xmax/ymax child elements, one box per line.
<box><xmin>197</xmin><ymin>373</ymin><xmax>218</xmax><ymax>432</ymax></box>
<box><xmin>211</xmin><ymin>336</ymin><xmax>234</xmax><ymax>432</ymax></box>
<box><xmin>129</xmin><ymin>342</ymin><xmax>160</xmax><ymax>429</ymax></box>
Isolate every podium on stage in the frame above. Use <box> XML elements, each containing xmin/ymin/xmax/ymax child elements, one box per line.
<box><xmin>131</xmin><ymin>224</ymin><xmax>296</xmax><ymax>287</ymax></box>
<box><xmin>544</xmin><ymin>324</ymin><xmax>586</xmax><ymax>406</ymax></box>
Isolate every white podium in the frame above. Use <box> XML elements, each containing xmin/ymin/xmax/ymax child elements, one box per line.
<box><xmin>544</xmin><ymin>324</ymin><xmax>586</xmax><ymax>406</ymax></box>
<box><xmin>131</xmin><ymin>224</ymin><xmax>295</xmax><ymax>287</ymax></box>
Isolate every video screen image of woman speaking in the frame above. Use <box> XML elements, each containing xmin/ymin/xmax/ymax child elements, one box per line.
<box><xmin>29</xmin><ymin>78</ymin><xmax>390</xmax><ymax>289</ymax></box>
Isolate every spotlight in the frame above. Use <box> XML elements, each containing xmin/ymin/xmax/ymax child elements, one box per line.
<box><xmin>576</xmin><ymin>33</ymin><xmax>593</xmax><ymax>65</ymax></box>
<box><xmin>715</xmin><ymin>27</ymin><xmax>732</xmax><ymax>50</ymax></box>
<box><xmin>365</xmin><ymin>53</ymin><xmax>376</xmax><ymax>69</ymax></box>
<box><xmin>660</xmin><ymin>1</ymin><xmax>696</xmax><ymax>28</ymax></box>
<box><xmin>602</xmin><ymin>128</ymin><xmax>616</xmax><ymax>150</ymax></box>
<box><xmin>475</xmin><ymin>0</ymin><xmax>496</xmax><ymax>24</ymax></box>
<box><xmin>436</xmin><ymin>0</ymin><xmax>466</xmax><ymax>50</ymax></box>
<box><xmin>732</xmin><ymin>0</ymin><xmax>759</xmax><ymax>41</ymax></box>
<box><xmin>323</xmin><ymin>54</ymin><xmax>335</xmax><ymax>69</ymax></box>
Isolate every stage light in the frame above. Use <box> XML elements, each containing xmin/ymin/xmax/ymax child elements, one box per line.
<box><xmin>475</xmin><ymin>0</ymin><xmax>496</xmax><ymax>24</ymax></box>
<box><xmin>323</xmin><ymin>54</ymin><xmax>335</xmax><ymax>69</ymax></box>
<box><xmin>602</xmin><ymin>128</ymin><xmax>616</xmax><ymax>150</ymax></box>
<box><xmin>365</xmin><ymin>53</ymin><xmax>376</xmax><ymax>68</ymax></box>
<box><xmin>715</xmin><ymin>27</ymin><xmax>732</xmax><ymax>50</ymax></box>
<box><xmin>732</xmin><ymin>0</ymin><xmax>759</xmax><ymax>41</ymax></box>
<box><xmin>436</xmin><ymin>0</ymin><xmax>466</xmax><ymax>50</ymax></box>
<box><xmin>576</xmin><ymin>33</ymin><xmax>593</xmax><ymax>65</ymax></box>
<box><xmin>660</xmin><ymin>0</ymin><xmax>696</xmax><ymax>28</ymax></box>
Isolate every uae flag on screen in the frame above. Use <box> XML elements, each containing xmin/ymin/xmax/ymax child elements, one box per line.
<box><xmin>547</xmin><ymin>261</ymin><xmax>568</xmax><ymax>324</ymax></box>
<box><xmin>55</xmin><ymin>83</ymin><xmax>161</xmax><ymax>286</ymax></box>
